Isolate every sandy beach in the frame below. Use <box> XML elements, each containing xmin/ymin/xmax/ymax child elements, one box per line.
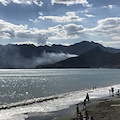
<box><xmin>54</xmin><ymin>96</ymin><xmax>120</xmax><ymax>120</ymax></box>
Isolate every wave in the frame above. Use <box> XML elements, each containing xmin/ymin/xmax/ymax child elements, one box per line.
<box><xmin>0</xmin><ymin>84</ymin><xmax>120</xmax><ymax>111</ymax></box>
<box><xmin>0</xmin><ymin>95</ymin><xmax>63</xmax><ymax>110</ymax></box>
<box><xmin>0</xmin><ymin>84</ymin><xmax>120</xmax><ymax>120</ymax></box>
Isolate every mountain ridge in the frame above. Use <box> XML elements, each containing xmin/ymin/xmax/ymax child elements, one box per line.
<box><xmin>36</xmin><ymin>46</ymin><xmax>120</xmax><ymax>69</ymax></box>
<box><xmin>0</xmin><ymin>41</ymin><xmax>120</xmax><ymax>68</ymax></box>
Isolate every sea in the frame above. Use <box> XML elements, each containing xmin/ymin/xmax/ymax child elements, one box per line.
<box><xmin>0</xmin><ymin>68</ymin><xmax>120</xmax><ymax>120</ymax></box>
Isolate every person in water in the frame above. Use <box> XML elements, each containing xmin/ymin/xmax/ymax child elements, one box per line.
<box><xmin>111</xmin><ymin>87</ymin><xmax>114</xmax><ymax>96</ymax></box>
<box><xmin>116</xmin><ymin>89</ymin><xmax>120</xmax><ymax>96</ymax></box>
<box><xmin>86</xmin><ymin>93</ymin><xmax>89</xmax><ymax>101</ymax></box>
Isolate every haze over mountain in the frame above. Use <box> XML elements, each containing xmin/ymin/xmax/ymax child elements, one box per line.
<box><xmin>37</xmin><ymin>46</ymin><xmax>120</xmax><ymax>69</ymax></box>
<box><xmin>0</xmin><ymin>41</ymin><xmax>120</xmax><ymax>69</ymax></box>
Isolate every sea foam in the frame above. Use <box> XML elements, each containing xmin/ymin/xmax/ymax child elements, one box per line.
<box><xmin>0</xmin><ymin>84</ymin><xmax>120</xmax><ymax>120</ymax></box>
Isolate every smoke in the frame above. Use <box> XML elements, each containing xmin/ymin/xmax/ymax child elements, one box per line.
<box><xmin>34</xmin><ymin>51</ymin><xmax>78</xmax><ymax>67</ymax></box>
<box><xmin>37</xmin><ymin>35</ymin><xmax>48</xmax><ymax>45</ymax></box>
<box><xmin>0</xmin><ymin>45</ymin><xmax>78</xmax><ymax>68</ymax></box>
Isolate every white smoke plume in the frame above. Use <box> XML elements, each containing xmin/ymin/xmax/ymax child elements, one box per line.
<box><xmin>34</xmin><ymin>51</ymin><xmax>78</xmax><ymax>67</ymax></box>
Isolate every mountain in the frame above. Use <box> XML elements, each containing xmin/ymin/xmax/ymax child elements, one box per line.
<box><xmin>0</xmin><ymin>44</ymin><xmax>54</xmax><ymax>68</ymax></box>
<box><xmin>0</xmin><ymin>41</ymin><xmax>120</xmax><ymax>68</ymax></box>
<box><xmin>36</xmin><ymin>47</ymin><xmax>120</xmax><ymax>68</ymax></box>
<box><xmin>51</xmin><ymin>41</ymin><xmax>120</xmax><ymax>55</ymax></box>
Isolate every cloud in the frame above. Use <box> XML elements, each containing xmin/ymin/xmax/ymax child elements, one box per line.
<box><xmin>108</xmin><ymin>5</ymin><xmax>115</xmax><ymax>9</ymax></box>
<box><xmin>0</xmin><ymin>19</ymin><xmax>47</xmax><ymax>45</ymax></box>
<box><xmin>1</xmin><ymin>17</ymin><xmax>120</xmax><ymax>47</ymax></box>
<box><xmin>38</xmin><ymin>12</ymin><xmax>84</xmax><ymax>23</ymax></box>
<box><xmin>0</xmin><ymin>19</ymin><xmax>87</xmax><ymax>44</ymax></box>
<box><xmin>51</xmin><ymin>0</ymin><xmax>92</xmax><ymax>7</ymax></box>
<box><xmin>12</xmin><ymin>41</ymin><xmax>39</xmax><ymax>46</ymax></box>
<box><xmin>95</xmin><ymin>40</ymin><xmax>120</xmax><ymax>49</ymax></box>
<box><xmin>48</xmin><ymin>23</ymin><xmax>86</xmax><ymax>40</ymax></box>
<box><xmin>101</xmin><ymin>5</ymin><xmax>115</xmax><ymax>9</ymax></box>
<box><xmin>85</xmin><ymin>14</ymin><xmax>95</xmax><ymax>18</ymax></box>
<box><xmin>46</xmin><ymin>17</ymin><xmax>120</xmax><ymax>45</ymax></box>
<box><xmin>90</xmin><ymin>17</ymin><xmax>120</xmax><ymax>40</ymax></box>
<box><xmin>0</xmin><ymin>0</ymin><xmax>43</xmax><ymax>6</ymax></box>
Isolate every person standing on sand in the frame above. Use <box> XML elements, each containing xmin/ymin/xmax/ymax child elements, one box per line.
<box><xmin>83</xmin><ymin>99</ymin><xmax>86</xmax><ymax>109</ymax></box>
<box><xmin>76</xmin><ymin>104</ymin><xmax>79</xmax><ymax>120</ymax></box>
<box><xmin>85</xmin><ymin>110</ymin><xmax>89</xmax><ymax>120</ymax></box>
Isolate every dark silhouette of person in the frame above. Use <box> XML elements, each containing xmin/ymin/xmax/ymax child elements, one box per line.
<box><xmin>86</xmin><ymin>93</ymin><xmax>89</xmax><ymax>101</ymax></box>
<box><xmin>116</xmin><ymin>89</ymin><xmax>120</xmax><ymax>96</ymax></box>
<box><xmin>85</xmin><ymin>110</ymin><xmax>89</xmax><ymax>120</ymax></box>
<box><xmin>83</xmin><ymin>99</ymin><xmax>86</xmax><ymax>109</ymax></box>
<box><xmin>91</xmin><ymin>116</ymin><xmax>94</xmax><ymax>120</ymax></box>
<box><xmin>76</xmin><ymin>104</ymin><xmax>79</xmax><ymax>120</ymax></box>
<box><xmin>111</xmin><ymin>87</ymin><xmax>114</xmax><ymax>96</ymax></box>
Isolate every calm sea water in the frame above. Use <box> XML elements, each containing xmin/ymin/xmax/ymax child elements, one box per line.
<box><xmin>0</xmin><ymin>69</ymin><xmax>120</xmax><ymax>120</ymax></box>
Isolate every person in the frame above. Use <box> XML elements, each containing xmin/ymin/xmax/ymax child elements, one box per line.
<box><xmin>83</xmin><ymin>99</ymin><xmax>86</xmax><ymax>109</ymax></box>
<box><xmin>116</xmin><ymin>89</ymin><xmax>120</xmax><ymax>96</ymax></box>
<box><xmin>109</xmin><ymin>89</ymin><xmax>112</xmax><ymax>96</ymax></box>
<box><xmin>111</xmin><ymin>87</ymin><xmax>114</xmax><ymax>96</ymax></box>
<box><xmin>90</xmin><ymin>116</ymin><xmax>94</xmax><ymax>120</ymax></box>
<box><xmin>79</xmin><ymin>112</ymin><xmax>83</xmax><ymax>120</ymax></box>
<box><xmin>86</xmin><ymin>93</ymin><xmax>89</xmax><ymax>101</ymax></box>
<box><xmin>85</xmin><ymin>110</ymin><xmax>89</xmax><ymax>120</ymax></box>
<box><xmin>76</xmin><ymin>104</ymin><xmax>79</xmax><ymax>120</ymax></box>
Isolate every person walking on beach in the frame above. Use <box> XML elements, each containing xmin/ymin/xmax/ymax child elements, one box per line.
<box><xmin>76</xmin><ymin>104</ymin><xmax>79</xmax><ymax>120</ymax></box>
<box><xmin>86</xmin><ymin>93</ymin><xmax>89</xmax><ymax>102</ymax></box>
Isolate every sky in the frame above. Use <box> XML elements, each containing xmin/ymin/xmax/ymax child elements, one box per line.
<box><xmin>0</xmin><ymin>0</ymin><xmax>120</xmax><ymax>48</ymax></box>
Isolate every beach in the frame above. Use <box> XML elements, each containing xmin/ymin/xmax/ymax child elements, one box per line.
<box><xmin>54</xmin><ymin>96</ymin><xmax>120</xmax><ymax>120</ymax></box>
<box><xmin>1</xmin><ymin>69</ymin><xmax>120</xmax><ymax>120</ymax></box>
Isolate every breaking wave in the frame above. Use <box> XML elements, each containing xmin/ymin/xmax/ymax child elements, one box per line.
<box><xmin>0</xmin><ymin>84</ymin><xmax>120</xmax><ymax>120</ymax></box>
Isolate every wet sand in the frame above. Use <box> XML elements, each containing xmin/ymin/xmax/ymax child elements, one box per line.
<box><xmin>55</xmin><ymin>96</ymin><xmax>120</xmax><ymax>120</ymax></box>
<box><xmin>26</xmin><ymin>96</ymin><xmax>120</xmax><ymax>120</ymax></box>
<box><xmin>86</xmin><ymin>97</ymin><xmax>120</xmax><ymax>120</ymax></box>
<box><xmin>26</xmin><ymin>104</ymin><xmax>76</xmax><ymax>120</ymax></box>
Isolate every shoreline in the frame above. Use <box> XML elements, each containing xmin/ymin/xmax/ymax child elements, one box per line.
<box><xmin>26</xmin><ymin>96</ymin><xmax>115</xmax><ymax>120</ymax></box>
<box><xmin>85</xmin><ymin>96</ymin><xmax>120</xmax><ymax>120</ymax></box>
<box><xmin>54</xmin><ymin>96</ymin><xmax>120</xmax><ymax>120</ymax></box>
